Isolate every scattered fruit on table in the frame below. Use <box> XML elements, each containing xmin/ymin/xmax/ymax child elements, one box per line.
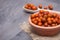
<box><xmin>44</xmin><ymin>6</ymin><xmax>48</xmax><ymax>9</ymax></box>
<box><xmin>38</xmin><ymin>4</ymin><xmax>42</xmax><ymax>9</ymax></box>
<box><xmin>38</xmin><ymin>4</ymin><xmax>53</xmax><ymax>10</ymax></box>
<box><xmin>48</xmin><ymin>4</ymin><xmax>53</xmax><ymax>10</ymax></box>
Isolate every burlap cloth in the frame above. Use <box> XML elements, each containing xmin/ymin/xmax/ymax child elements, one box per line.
<box><xmin>20</xmin><ymin>22</ymin><xmax>60</xmax><ymax>40</ymax></box>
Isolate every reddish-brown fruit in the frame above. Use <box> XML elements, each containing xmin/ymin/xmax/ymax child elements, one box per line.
<box><xmin>44</xmin><ymin>15</ymin><xmax>48</xmax><ymax>18</ymax></box>
<box><xmin>53</xmin><ymin>20</ymin><xmax>56</xmax><ymax>23</ymax></box>
<box><xmin>39</xmin><ymin>16</ymin><xmax>43</xmax><ymax>20</ymax></box>
<box><xmin>58</xmin><ymin>16</ymin><xmax>60</xmax><ymax>19</ymax></box>
<box><xmin>38</xmin><ymin>22</ymin><xmax>42</xmax><ymax>26</ymax></box>
<box><xmin>39</xmin><ymin>10</ymin><xmax>44</xmax><ymax>13</ymax></box>
<box><xmin>31</xmin><ymin>6</ymin><xmax>37</xmax><ymax>10</ymax></box>
<box><xmin>31</xmin><ymin>18</ymin><xmax>36</xmax><ymax>22</ymax></box>
<box><xmin>53</xmin><ymin>13</ymin><xmax>57</xmax><ymax>17</ymax></box>
<box><xmin>51</xmin><ymin>18</ymin><xmax>54</xmax><ymax>21</ymax></box>
<box><xmin>56</xmin><ymin>23</ymin><xmax>57</xmax><ymax>26</ymax></box>
<box><xmin>55</xmin><ymin>18</ymin><xmax>58</xmax><ymax>22</ymax></box>
<box><xmin>38</xmin><ymin>19</ymin><xmax>41</xmax><ymax>22</ymax></box>
<box><xmin>48</xmin><ymin>13</ymin><xmax>52</xmax><ymax>17</ymax></box>
<box><xmin>44</xmin><ymin>6</ymin><xmax>48</xmax><ymax>9</ymax></box>
<box><xmin>39</xmin><ymin>14</ymin><xmax>44</xmax><ymax>17</ymax></box>
<box><xmin>33</xmin><ymin>20</ymin><xmax>37</xmax><ymax>24</ymax></box>
<box><xmin>44</xmin><ymin>22</ymin><xmax>48</xmax><ymax>27</ymax></box>
<box><xmin>39</xmin><ymin>4</ymin><xmax>42</xmax><ymax>9</ymax></box>
<box><xmin>48</xmin><ymin>4</ymin><xmax>53</xmax><ymax>10</ymax></box>
<box><xmin>57</xmin><ymin>20</ymin><xmax>60</xmax><ymax>24</ymax></box>
<box><xmin>48</xmin><ymin>20</ymin><xmax>52</xmax><ymax>24</ymax></box>
<box><xmin>35</xmin><ymin>17</ymin><xmax>39</xmax><ymax>20</ymax></box>
<box><xmin>28</xmin><ymin>7</ymin><xmax>31</xmax><ymax>9</ymax></box>
<box><xmin>35</xmin><ymin>14</ymin><xmax>39</xmax><ymax>17</ymax></box>
<box><xmin>52</xmin><ymin>24</ymin><xmax>56</xmax><ymax>26</ymax></box>
<box><xmin>31</xmin><ymin>14</ymin><xmax>35</xmax><ymax>19</ymax></box>
<box><xmin>42</xmin><ymin>18</ymin><xmax>46</xmax><ymax>22</ymax></box>
<box><xmin>47</xmin><ymin>17</ymin><xmax>51</xmax><ymax>21</ymax></box>
<box><xmin>25</xmin><ymin>5</ymin><xmax>29</xmax><ymax>9</ymax></box>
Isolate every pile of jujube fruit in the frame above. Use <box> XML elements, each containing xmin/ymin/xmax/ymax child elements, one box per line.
<box><xmin>31</xmin><ymin>10</ymin><xmax>60</xmax><ymax>27</ymax></box>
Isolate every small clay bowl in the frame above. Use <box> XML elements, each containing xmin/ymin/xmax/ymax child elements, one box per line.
<box><xmin>29</xmin><ymin>9</ymin><xmax>60</xmax><ymax>36</ymax></box>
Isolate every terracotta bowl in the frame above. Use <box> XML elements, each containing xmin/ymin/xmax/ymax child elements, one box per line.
<box><xmin>29</xmin><ymin>9</ymin><xmax>60</xmax><ymax>36</ymax></box>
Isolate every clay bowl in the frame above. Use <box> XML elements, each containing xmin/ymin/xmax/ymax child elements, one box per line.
<box><xmin>29</xmin><ymin>9</ymin><xmax>60</xmax><ymax>36</ymax></box>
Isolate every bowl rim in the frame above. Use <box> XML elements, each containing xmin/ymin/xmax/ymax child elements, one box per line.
<box><xmin>29</xmin><ymin>9</ymin><xmax>60</xmax><ymax>29</ymax></box>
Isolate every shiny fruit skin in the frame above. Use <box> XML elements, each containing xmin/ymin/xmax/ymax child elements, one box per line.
<box><xmin>52</xmin><ymin>13</ymin><xmax>57</xmax><ymax>17</ymax></box>
<box><xmin>31</xmin><ymin>18</ymin><xmax>37</xmax><ymax>24</ymax></box>
<box><xmin>39</xmin><ymin>16</ymin><xmax>43</xmax><ymax>20</ymax></box>
<box><xmin>44</xmin><ymin>6</ymin><xmax>48</xmax><ymax>9</ymax></box>
<box><xmin>42</xmin><ymin>18</ymin><xmax>46</xmax><ymax>22</ymax></box>
<box><xmin>44</xmin><ymin>22</ymin><xmax>48</xmax><ymax>27</ymax></box>
<box><xmin>52</xmin><ymin>24</ymin><xmax>56</xmax><ymax>26</ymax></box>
<box><xmin>57</xmin><ymin>20</ymin><xmax>60</xmax><ymax>24</ymax></box>
<box><xmin>33</xmin><ymin>20</ymin><xmax>38</xmax><ymax>24</ymax></box>
<box><xmin>47</xmin><ymin>17</ymin><xmax>51</xmax><ymax>21</ymax></box>
<box><xmin>53</xmin><ymin>20</ymin><xmax>56</xmax><ymax>23</ymax></box>
<box><xmin>35</xmin><ymin>14</ymin><xmax>39</xmax><ymax>17</ymax></box>
<box><xmin>39</xmin><ymin>10</ymin><xmax>44</xmax><ymax>13</ymax></box>
<box><xmin>51</xmin><ymin>18</ymin><xmax>54</xmax><ymax>21</ymax></box>
<box><xmin>25</xmin><ymin>5</ymin><xmax>29</xmax><ymax>9</ymax></box>
<box><xmin>44</xmin><ymin>15</ymin><xmax>48</xmax><ymax>18</ymax></box>
<box><xmin>38</xmin><ymin>22</ymin><xmax>42</xmax><ymax>26</ymax></box>
<box><xmin>31</xmin><ymin>18</ymin><xmax>36</xmax><ymax>23</ymax></box>
<box><xmin>48</xmin><ymin>13</ymin><xmax>52</xmax><ymax>17</ymax></box>
<box><xmin>31</xmin><ymin>6</ymin><xmax>37</xmax><ymax>10</ymax></box>
<box><xmin>35</xmin><ymin>17</ymin><xmax>39</xmax><ymax>21</ymax></box>
<box><xmin>39</xmin><ymin>4</ymin><xmax>42</xmax><ymax>9</ymax></box>
<box><xmin>48</xmin><ymin>4</ymin><xmax>53</xmax><ymax>10</ymax></box>
<box><xmin>31</xmin><ymin>14</ymin><xmax>35</xmax><ymax>19</ymax></box>
<box><xmin>48</xmin><ymin>20</ymin><xmax>52</xmax><ymax>24</ymax></box>
<box><xmin>38</xmin><ymin>19</ymin><xmax>41</xmax><ymax>22</ymax></box>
